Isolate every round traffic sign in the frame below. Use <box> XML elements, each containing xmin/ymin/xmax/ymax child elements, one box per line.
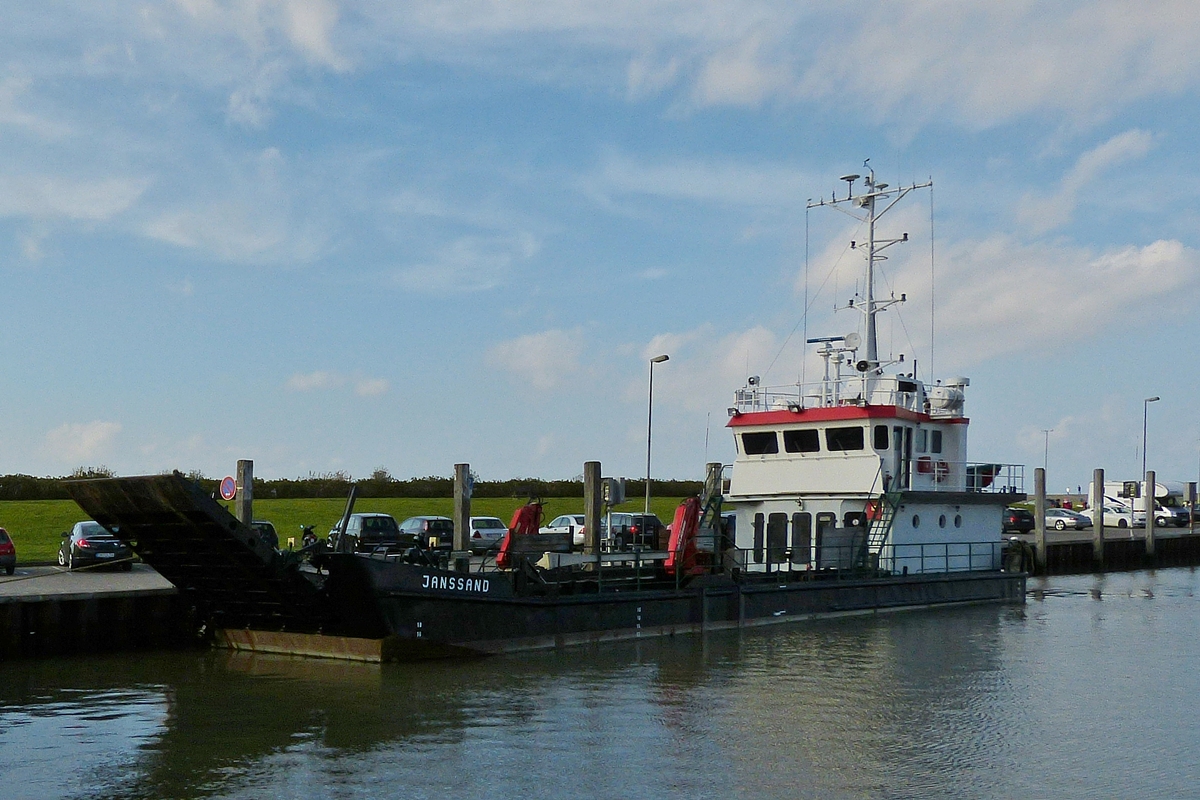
<box><xmin>220</xmin><ymin>476</ymin><xmax>237</xmax><ymax>501</ymax></box>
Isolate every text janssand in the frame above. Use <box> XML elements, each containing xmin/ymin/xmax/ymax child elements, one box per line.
<box><xmin>421</xmin><ymin>574</ymin><xmax>490</xmax><ymax>593</ymax></box>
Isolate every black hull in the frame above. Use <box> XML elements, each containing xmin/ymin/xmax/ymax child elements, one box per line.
<box><xmin>326</xmin><ymin>555</ymin><xmax>1026</xmax><ymax>656</ymax></box>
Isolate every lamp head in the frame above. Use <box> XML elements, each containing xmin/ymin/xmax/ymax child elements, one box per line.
<box><xmin>650</xmin><ymin>354</ymin><xmax>669</xmax><ymax>363</ymax></box>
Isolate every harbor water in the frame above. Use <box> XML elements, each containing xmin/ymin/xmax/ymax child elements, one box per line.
<box><xmin>2</xmin><ymin>568</ymin><xmax>1198</xmax><ymax>799</ymax></box>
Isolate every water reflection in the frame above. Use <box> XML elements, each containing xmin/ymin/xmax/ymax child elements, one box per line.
<box><xmin>2</xmin><ymin>570</ymin><xmax>1200</xmax><ymax>799</ymax></box>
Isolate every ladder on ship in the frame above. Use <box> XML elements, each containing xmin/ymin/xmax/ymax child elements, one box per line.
<box><xmin>861</xmin><ymin>491</ymin><xmax>901</xmax><ymax>571</ymax></box>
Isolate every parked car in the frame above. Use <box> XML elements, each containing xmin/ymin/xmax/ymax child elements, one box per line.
<box><xmin>469</xmin><ymin>516</ymin><xmax>508</xmax><ymax>554</ymax></box>
<box><xmin>1151</xmin><ymin>503</ymin><xmax>1190</xmax><ymax>528</ymax></box>
<box><xmin>607</xmin><ymin>512</ymin><xmax>665</xmax><ymax>549</ymax></box>
<box><xmin>1002</xmin><ymin>507</ymin><xmax>1035</xmax><ymax>534</ymax></box>
<box><xmin>540</xmin><ymin>514</ymin><xmax>588</xmax><ymax>547</ymax></box>
<box><xmin>1083</xmin><ymin>505</ymin><xmax>1145</xmax><ymax>529</ymax></box>
<box><xmin>398</xmin><ymin>515</ymin><xmax>455</xmax><ymax>549</ymax></box>
<box><xmin>0</xmin><ymin>527</ymin><xmax>15</xmax><ymax>575</ymax></box>
<box><xmin>330</xmin><ymin>513</ymin><xmax>406</xmax><ymax>552</ymax></box>
<box><xmin>250</xmin><ymin>520</ymin><xmax>279</xmax><ymax>550</ymax></box>
<box><xmin>1045</xmin><ymin>508</ymin><xmax>1091</xmax><ymax>531</ymax></box>
<box><xmin>58</xmin><ymin>521</ymin><xmax>133</xmax><ymax>571</ymax></box>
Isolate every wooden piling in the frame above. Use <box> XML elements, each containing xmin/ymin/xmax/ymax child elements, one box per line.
<box><xmin>453</xmin><ymin>463</ymin><xmax>471</xmax><ymax>557</ymax></box>
<box><xmin>1091</xmin><ymin>468</ymin><xmax>1104</xmax><ymax>566</ymax></box>
<box><xmin>583</xmin><ymin>461</ymin><xmax>602</xmax><ymax>556</ymax></box>
<box><xmin>1145</xmin><ymin>470</ymin><xmax>1156</xmax><ymax>557</ymax></box>
<box><xmin>235</xmin><ymin>459</ymin><xmax>253</xmax><ymax>525</ymax></box>
<box><xmin>1034</xmin><ymin>467</ymin><xmax>1047</xmax><ymax>573</ymax></box>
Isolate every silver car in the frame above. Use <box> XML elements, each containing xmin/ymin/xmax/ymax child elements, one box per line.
<box><xmin>1045</xmin><ymin>508</ymin><xmax>1091</xmax><ymax>530</ymax></box>
<box><xmin>469</xmin><ymin>516</ymin><xmax>508</xmax><ymax>554</ymax></box>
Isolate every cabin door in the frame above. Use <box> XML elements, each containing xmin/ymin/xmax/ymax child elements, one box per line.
<box><xmin>893</xmin><ymin>426</ymin><xmax>914</xmax><ymax>489</ymax></box>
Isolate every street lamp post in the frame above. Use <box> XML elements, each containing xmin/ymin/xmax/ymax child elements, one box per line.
<box><xmin>645</xmin><ymin>354</ymin><xmax>670</xmax><ymax>536</ymax></box>
<box><xmin>1143</xmin><ymin>396</ymin><xmax>1160</xmax><ymax>479</ymax></box>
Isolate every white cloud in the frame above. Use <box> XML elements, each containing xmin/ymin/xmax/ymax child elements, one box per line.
<box><xmin>286</xmin><ymin>370</ymin><xmax>341</xmax><ymax>391</ymax></box>
<box><xmin>889</xmin><ymin>236</ymin><xmax>1200</xmax><ymax>370</ymax></box>
<box><xmin>354</xmin><ymin>378</ymin><xmax>389</xmax><ymax>397</ymax></box>
<box><xmin>487</xmin><ymin>328</ymin><xmax>584</xmax><ymax>391</ymax></box>
<box><xmin>635</xmin><ymin>324</ymin><xmax>779</xmax><ymax>412</ymax></box>
<box><xmin>1018</xmin><ymin>130</ymin><xmax>1156</xmax><ymax>233</ymax></box>
<box><xmin>0</xmin><ymin>75</ymin><xmax>72</xmax><ymax>139</ymax></box>
<box><xmin>45</xmin><ymin>421</ymin><xmax>121</xmax><ymax>462</ymax></box>
<box><xmin>693</xmin><ymin>32</ymin><xmax>784</xmax><ymax>108</ymax></box>
<box><xmin>143</xmin><ymin>200</ymin><xmax>326</xmax><ymax>263</ymax></box>
<box><xmin>0</xmin><ymin>174</ymin><xmax>148</xmax><ymax>221</ymax></box>
<box><xmin>585</xmin><ymin>152</ymin><xmax>811</xmax><ymax>208</ymax></box>
<box><xmin>393</xmin><ymin>232</ymin><xmax>539</xmax><ymax>293</ymax></box>
<box><xmin>286</xmin><ymin>370</ymin><xmax>389</xmax><ymax>396</ymax></box>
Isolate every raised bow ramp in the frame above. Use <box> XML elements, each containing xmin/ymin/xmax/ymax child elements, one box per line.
<box><xmin>67</xmin><ymin>473</ymin><xmax>334</xmax><ymax>634</ymax></box>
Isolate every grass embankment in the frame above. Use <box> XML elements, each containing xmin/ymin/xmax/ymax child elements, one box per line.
<box><xmin>0</xmin><ymin>496</ymin><xmax>689</xmax><ymax>563</ymax></box>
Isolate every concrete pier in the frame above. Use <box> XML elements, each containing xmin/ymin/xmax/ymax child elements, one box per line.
<box><xmin>0</xmin><ymin>565</ymin><xmax>190</xmax><ymax>659</ymax></box>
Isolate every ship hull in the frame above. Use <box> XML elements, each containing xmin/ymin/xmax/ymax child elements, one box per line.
<box><xmin>325</xmin><ymin>555</ymin><xmax>1026</xmax><ymax>656</ymax></box>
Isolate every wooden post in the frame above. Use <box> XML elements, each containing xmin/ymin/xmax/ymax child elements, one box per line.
<box><xmin>453</xmin><ymin>463</ymin><xmax>471</xmax><ymax>558</ymax></box>
<box><xmin>1145</xmin><ymin>469</ymin><xmax>1156</xmax><ymax>557</ymax></box>
<box><xmin>235</xmin><ymin>459</ymin><xmax>253</xmax><ymax>525</ymax></box>
<box><xmin>1091</xmin><ymin>468</ymin><xmax>1104</xmax><ymax>566</ymax></box>
<box><xmin>583</xmin><ymin>461</ymin><xmax>602</xmax><ymax>556</ymax></box>
<box><xmin>1034</xmin><ymin>467</ymin><xmax>1047</xmax><ymax>574</ymax></box>
<box><xmin>1188</xmin><ymin>482</ymin><xmax>1197</xmax><ymax>536</ymax></box>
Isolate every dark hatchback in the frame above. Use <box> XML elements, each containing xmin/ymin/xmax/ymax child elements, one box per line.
<box><xmin>1002</xmin><ymin>507</ymin><xmax>1036</xmax><ymax>534</ymax></box>
<box><xmin>58</xmin><ymin>521</ymin><xmax>134</xmax><ymax>571</ymax></box>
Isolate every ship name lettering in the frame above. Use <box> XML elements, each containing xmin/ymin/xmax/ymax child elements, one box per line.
<box><xmin>421</xmin><ymin>574</ymin><xmax>490</xmax><ymax>593</ymax></box>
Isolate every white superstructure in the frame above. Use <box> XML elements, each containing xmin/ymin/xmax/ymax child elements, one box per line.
<box><xmin>724</xmin><ymin>167</ymin><xmax>1024</xmax><ymax>575</ymax></box>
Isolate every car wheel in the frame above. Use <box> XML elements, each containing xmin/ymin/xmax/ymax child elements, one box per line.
<box><xmin>4</xmin><ymin>565</ymin><xmax>12</xmax><ymax>576</ymax></box>
<box><xmin>1117</xmin><ymin>519</ymin><xmax>1128</xmax><ymax>529</ymax></box>
<box><xmin>1055</xmin><ymin>520</ymin><xmax>1066</xmax><ymax>530</ymax></box>
<box><xmin>122</xmin><ymin>561</ymin><xmax>133</xmax><ymax>572</ymax></box>
<box><xmin>1156</xmin><ymin>517</ymin><xmax>1168</xmax><ymax>527</ymax></box>
<box><xmin>57</xmin><ymin>549</ymin><xmax>67</xmax><ymax>568</ymax></box>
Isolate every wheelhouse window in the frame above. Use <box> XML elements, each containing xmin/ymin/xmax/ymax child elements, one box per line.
<box><xmin>825</xmin><ymin>426</ymin><xmax>865</xmax><ymax>451</ymax></box>
<box><xmin>873</xmin><ymin>425</ymin><xmax>889</xmax><ymax>450</ymax></box>
<box><xmin>931</xmin><ymin>430</ymin><xmax>943</xmax><ymax>454</ymax></box>
<box><xmin>742</xmin><ymin>432</ymin><xmax>779</xmax><ymax>455</ymax></box>
<box><xmin>783</xmin><ymin>429</ymin><xmax>820</xmax><ymax>453</ymax></box>
<box><xmin>916</xmin><ymin>429</ymin><xmax>928</xmax><ymax>453</ymax></box>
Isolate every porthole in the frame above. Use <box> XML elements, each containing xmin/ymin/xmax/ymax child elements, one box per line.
<box><xmin>938</xmin><ymin>514</ymin><xmax>947</xmax><ymax>528</ymax></box>
<box><xmin>912</xmin><ymin>514</ymin><xmax>920</xmax><ymax>528</ymax></box>
<box><xmin>954</xmin><ymin>514</ymin><xmax>963</xmax><ymax>528</ymax></box>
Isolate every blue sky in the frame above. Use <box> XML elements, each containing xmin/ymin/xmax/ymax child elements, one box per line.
<box><xmin>2</xmin><ymin>1</ymin><xmax>1199</xmax><ymax>492</ymax></box>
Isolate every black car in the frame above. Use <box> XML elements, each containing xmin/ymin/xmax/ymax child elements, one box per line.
<box><xmin>1002</xmin><ymin>507</ymin><xmax>1036</xmax><ymax>534</ymax></box>
<box><xmin>608</xmin><ymin>512</ymin><xmax>665</xmax><ymax>550</ymax></box>
<box><xmin>398</xmin><ymin>516</ymin><xmax>455</xmax><ymax>549</ymax></box>
<box><xmin>58</xmin><ymin>521</ymin><xmax>134</xmax><ymax>571</ymax></box>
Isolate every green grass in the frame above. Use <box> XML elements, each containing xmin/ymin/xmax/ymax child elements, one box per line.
<box><xmin>0</xmin><ymin>496</ymin><xmax>690</xmax><ymax>563</ymax></box>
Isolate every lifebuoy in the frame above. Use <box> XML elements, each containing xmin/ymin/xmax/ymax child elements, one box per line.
<box><xmin>934</xmin><ymin>460</ymin><xmax>950</xmax><ymax>483</ymax></box>
<box><xmin>916</xmin><ymin>456</ymin><xmax>934</xmax><ymax>474</ymax></box>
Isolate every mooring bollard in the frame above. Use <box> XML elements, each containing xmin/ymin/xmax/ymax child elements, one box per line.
<box><xmin>1092</xmin><ymin>468</ymin><xmax>1105</xmax><ymax>567</ymax></box>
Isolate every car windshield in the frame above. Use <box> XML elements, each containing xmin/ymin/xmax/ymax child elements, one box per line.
<box><xmin>475</xmin><ymin>518</ymin><xmax>506</xmax><ymax>529</ymax></box>
<box><xmin>427</xmin><ymin>519</ymin><xmax>454</xmax><ymax>533</ymax></box>
<box><xmin>79</xmin><ymin>522</ymin><xmax>112</xmax><ymax>538</ymax></box>
<box><xmin>0</xmin><ymin>530</ymin><xmax>9</xmax><ymax>543</ymax></box>
<box><xmin>571</xmin><ymin>516</ymin><xmax>585</xmax><ymax>524</ymax></box>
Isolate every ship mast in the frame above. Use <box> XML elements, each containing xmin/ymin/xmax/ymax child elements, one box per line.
<box><xmin>808</xmin><ymin>164</ymin><xmax>931</xmax><ymax>370</ymax></box>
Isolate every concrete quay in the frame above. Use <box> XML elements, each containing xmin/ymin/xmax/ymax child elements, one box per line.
<box><xmin>0</xmin><ymin>564</ymin><xmax>190</xmax><ymax>659</ymax></box>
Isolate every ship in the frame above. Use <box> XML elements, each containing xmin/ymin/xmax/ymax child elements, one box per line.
<box><xmin>67</xmin><ymin>166</ymin><xmax>1027</xmax><ymax>660</ymax></box>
